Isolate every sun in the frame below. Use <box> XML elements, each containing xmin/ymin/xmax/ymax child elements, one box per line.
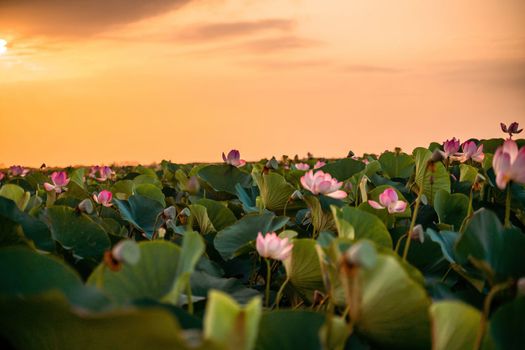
<box><xmin>0</xmin><ymin>39</ymin><xmax>7</xmax><ymax>55</ymax></box>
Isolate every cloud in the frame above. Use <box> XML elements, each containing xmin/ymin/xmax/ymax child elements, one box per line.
<box><xmin>176</xmin><ymin>19</ymin><xmax>295</xmax><ymax>42</ymax></box>
<box><xmin>438</xmin><ymin>58</ymin><xmax>525</xmax><ymax>90</ymax></box>
<box><xmin>0</xmin><ymin>0</ymin><xmax>191</xmax><ymax>36</ymax></box>
<box><xmin>177</xmin><ymin>34</ymin><xmax>322</xmax><ymax>58</ymax></box>
<box><xmin>240</xmin><ymin>59</ymin><xmax>330</xmax><ymax>71</ymax></box>
<box><xmin>342</xmin><ymin>64</ymin><xmax>405</xmax><ymax>74</ymax></box>
<box><xmin>237</xmin><ymin>36</ymin><xmax>321</xmax><ymax>53</ymax></box>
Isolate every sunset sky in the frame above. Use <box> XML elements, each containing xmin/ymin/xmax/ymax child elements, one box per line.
<box><xmin>1</xmin><ymin>0</ymin><xmax>524</xmax><ymax>167</ymax></box>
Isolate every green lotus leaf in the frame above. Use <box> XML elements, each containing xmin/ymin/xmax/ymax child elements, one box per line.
<box><xmin>429</xmin><ymin>300</ymin><xmax>482</xmax><ymax>350</ymax></box>
<box><xmin>88</xmin><ymin>238</ymin><xmax>204</xmax><ymax>306</ymax></box>
<box><xmin>255</xmin><ymin>311</ymin><xmax>325</xmax><ymax>350</ymax></box>
<box><xmin>378</xmin><ymin>151</ymin><xmax>415</xmax><ymax>179</ymax></box>
<box><xmin>489</xmin><ymin>296</ymin><xmax>525</xmax><ymax>350</ymax></box>
<box><xmin>113</xmin><ymin>194</ymin><xmax>164</xmax><ymax>239</ymax></box>
<box><xmin>283</xmin><ymin>239</ymin><xmax>325</xmax><ymax>302</ymax></box>
<box><xmin>253</xmin><ymin>171</ymin><xmax>295</xmax><ymax>211</ymax></box>
<box><xmin>331</xmin><ymin>205</ymin><xmax>393</xmax><ymax>248</ymax></box>
<box><xmin>321</xmin><ymin>158</ymin><xmax>366</xmax><ymax>182</ymax></box>
<box><xmin>0</xmin><ymin>183</ymin><xmax>30</xmax><ymax>211</ymax></box>
<box><xmin>195</xmin><ymin>198</ymin><xmax>236</xmax><ymax>231</ymax></box>
<box><xmin>455</xmin><ymin>208</ymin><xmax>525</xmax><ymax>284</ymax></box>
<box><xmin>434</xmin><ymin>189</ymin><xmax>469</xmax><ymax>231</ymax></box>
<box><xmin>189</xmin><ymin>204</ymin><xmax>215</xmax><ymax>234</ymax></box>
<box><xmin>47</xmin><ymin>205</ymin><xmax>111</xmax><ymax>261</ymax></box>
<box><xmin>110</xmin><ymin>180</ymin><xmax>134</xmax><ymax>200</ymax></box>
<box><xmin>342</xmin><ymin>249</ymin><xmax>431</xmax><ymax>349</ymax></box>
<box><xmin>198</xmin><ymin>164</ymin><xmax>252</xmax><ymax>195</ymax></box>
<box><xmin>134</xmin><ymin>183</ymin><xmax>166</xmax><ymax>207</ymax></box>
<box><xmin>413</xmin><ymin>147</ymin><xmax>450</xmax><ymax>204</ymax></box>
<box><xmin>214</xmin><ymin>212</ymin><xmax>288</xmax><ymax>260</ymax></box>
<box><xmin>204</xmin><ymin>290</ymin><xmax>261</xmax><ymax>350</ymax></box>
<box><xmin>0</xmin><ymin>292</ymin><xmax>191</xmax><ymax>350</ymax></box>
<box><xmin>0</xmin><ymin>196</ymin><xmax>54</xmax><ymax>251</ymax></box>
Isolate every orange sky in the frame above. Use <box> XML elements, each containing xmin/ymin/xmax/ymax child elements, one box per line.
<box><xmin>1</xmin><ymin>0</ymin><xmax>524</xmax><ymax>167</ymax></box>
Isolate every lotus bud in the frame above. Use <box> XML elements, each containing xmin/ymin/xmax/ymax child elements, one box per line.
<box><xmin>295</xmin><ymin>163</ymin><xmax>310</xmax><ymax>171</ymax></box>
<box><xmin>186</xmin><ymin>176</ymin><xmax>200</xmax><ymax>194</ymax></box>
<box><xmin>78</xmin><ymin>198</ymin><xmax>94</xmax><ymax>214</ymax></box>
<box><xmin>410</xmin><ymin>224</ymin><xmax>425</xmax><ymax>243</ymax></box>
<box><xmin>163</xmin><ymin>206</ymin><xmax>177</xmax><ymax>220</ymax></box>
<box><xmin>313</xmin><ymin>160</ymin><xmax>326</xmax><ymax>169</ymax></box>
<box><xmin>266</xmin><ymin>157</ymin><xmax>279</xmax><ymax>170</ymax></box>
<box><xmin>473</xmin><ymin>173</ymin><xmax>486</xmax><ymax>191</ymax></box>
<box><xmin>312</xmin><ymin>290</ymin><xmax>326</xmax><ymax>306</ymax></box>
<box><xmin>344</xmin><ymin>241</ymin><xmax>377</xmax><ymax>270</ymax></box>
<box><xmin>112</xmin><ymin>240</ymin><xmax>141</xmax><ymax>265</ymax></box>
<box><xmin>430</xmin><ymin>149</ymin><xmax>445</xmax><ymax>163</ymax></box>
<box><xmin>157</xmin><ymin>227</ymin><xmax>167</xmax><ymax>239</ymax></box>
<box><xmin>180</xmin><ymin>207</ymin><xmax>191</xmax><ymax>217</ymax></box>
<box><xmin>517</xmin><ymin>278</ymin><xmax>525</xmax><ymax>297</ymax></box>
<box><xmin>290</xmin><ymin>190</ymin><xmax>303</xmax><ymax>201</ymax></box>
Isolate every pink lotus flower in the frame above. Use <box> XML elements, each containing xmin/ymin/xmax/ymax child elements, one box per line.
<box><xmin>43</xmin><ymin>171</ymin><xmax>70</xmax><ymax>193</ymax></box>
<box><xmin>442</xmin><ymin>137</ymin><xmax>460</xmax><ymax>158</ymax></box>
<box><xmin>88</xmin><ymin>166</ymin><xmax>99</xmax><ymax>178</ymax></box>
<box><xmin>456</xmin><ymin>141</ymin><xmax>484</xmax><ymax>163</ymax></box>
<box><xmin>492</xmin><ymin>139</ymin><xmax>525</xmax><ymax>189</ymax></box>
<box><xmin>93</xmin><ymin>190</ymin><xmax>113</xmax><ymax>207</ymax></box>
<box><xmin>295</xmin><ymin>163</ymin><xmax>310</xmax><ymax>171</ymax></box>
<box><xmin>222</xmin><ymin>150</ymin><xmax>246</xmax><ymax>167</ymax></box>
<box><xmin>410</xmin><ymin>224</ymin><xmax>425</xmax><ymax>243</ymax></box>
<box><xmin>368</xmin><ymin>188</ymin><xmax>407</xmax><ymax>214</ymax></box>
<box><xmin>9</xmin><ymin>165</ymin><xmax>29</xmax><ymax>177</ymax></box>
<box><xmin>300</xmin><ymin>170</ymin><xmax>347</xmax><ymax>199</ymax></box>
<box><xmin>98</xmin><ymin>166</ymin><xmax>115</xmax><ymax>181</ymax></box>
<box><xmin>90</xmin><ymin>166</ymin><xmax>115</xmax><ymax>181</ymax></box>
<box><xmin>313</xmin><ymin>160</ymin><xmax>326</xmax><ymax>169</ymax></box>
<box><xmin>256</xmin><ymin>232</ymin><xmax>293</xmax><ymax>261</ymax></box>
<box><xmin>0</xmin><ymin>172</ymin><xmax>4</xmax><ymax>181</ymax></box>
<box><xmin>501</xmin><ymin>122</ymin><xmax>523</xmax><ymax>138</ymax></box>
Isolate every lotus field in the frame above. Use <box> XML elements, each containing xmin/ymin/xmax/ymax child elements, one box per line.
<box><xmin>1</xmin><ymin>126</ymin><xmax>525</xmax><ymax>350</ymax></box>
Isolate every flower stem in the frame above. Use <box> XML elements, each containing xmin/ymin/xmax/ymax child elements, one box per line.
<box><xmin>504</xmin><ymin>184</ymin><xmax>512</xmax><ymax>228</ymax></box>
<box><xmin>394</xmin><ymin>233</ymin><xmax>407</xmax><ymax>254</ymax></box>
<box><xmin>265</xmin><ymin>258</ymin><xmax>272</xmax><ymax>307</ymax></box>
<box><xmin>186</xmin><ymin>283</ymin><xmax>194</xmax><ymax>315</ymax></box>
<box><xmin>474</xmin><ymin>280</ymin><xmax>513</xmax><ymax>350</ymax></box>
<box><xmin>282</xmin><ymin>199</ymin><xmax>290</xmax><ymax>232</ymax></box>
<box><xmin>402</xmin><ymin>186</ymin><xmax>423</xmax><ymax>261</ymax></box>
<box><xmin>402</xmin><ymin>161</ymin><xmax>430</xmax><ymax>261</ymax></box>
<box><xmin>274</xmin><ymin>277</ymin><xmax>290</xmax><ymax>309</ymax></box>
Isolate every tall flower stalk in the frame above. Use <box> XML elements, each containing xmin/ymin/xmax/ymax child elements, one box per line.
<box><xmin>256</xmin><ymin>232</ymin><xmax>293</xmax><ymax>307</ymax></box>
